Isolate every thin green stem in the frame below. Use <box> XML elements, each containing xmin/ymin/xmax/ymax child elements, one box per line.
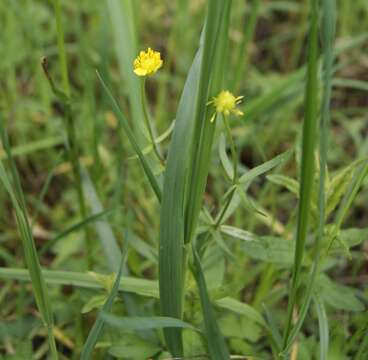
<box><xmin>222</xmin><ymin>115</ymin><xmax>238</xmax><ymax>182</ymax></box>
<box><xmin>215</xmin><ymin>186</ymin><xmax>237</xmax><ymax>229</ymax></box>
<box><xmin>140</xmin><ymin>79</ymin><xmax>164</xmax><ymax>163</ymax></box>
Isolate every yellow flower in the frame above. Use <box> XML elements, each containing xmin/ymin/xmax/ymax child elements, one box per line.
<box><xmin>208</xmin><ymin>90</ymin><xmax>244</xmax><ymax>122</ymax></box>
<box><xmin>133</xmin><ymin>48</ymin><xmax>163</xmax><ymax>76</ymax></box>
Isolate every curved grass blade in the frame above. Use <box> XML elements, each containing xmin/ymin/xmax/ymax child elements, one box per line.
<box><xmin>96</xmin><ymin>70</ymin><xmax>162</xmax><ymax>202</ymax></box>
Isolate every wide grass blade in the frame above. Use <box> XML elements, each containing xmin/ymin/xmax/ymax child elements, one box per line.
<box><xmin>158</xmin><ymin>0</ymin><xmax>232</xmax><ymax>355</ymax></box>
<box><xmin>282</xmin><ymin>0</ymin><xmax>320</xmax><ymax>351</ymax></box>
<box><xmin>0</xmin><ymin>120</ymin><xmax>58</xmax><ymax>359</ymax></box>
<box><xmin>81</xmin><ymin>240</ymin><xmax>128</xmax><ymax>359</ymax></box>
<box><xmin>158</xmin><ymin>48</ymin><xmax>202</xmax><ymax>355</ymax></box>
<box><xmin>97</xmin><ymin>70</ymin><xmax>162</xmax><ymax>202</ymax></box>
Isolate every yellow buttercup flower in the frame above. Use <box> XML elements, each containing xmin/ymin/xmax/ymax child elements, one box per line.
<box><xmin>133</xmin><ymin>48</ymin><xmax>163</xmax><ymax>76</ymax></box>
<box><xmin>208</xmin><ymin>90</ymin><xmax>244</xmax><ymax>122</ymax></box>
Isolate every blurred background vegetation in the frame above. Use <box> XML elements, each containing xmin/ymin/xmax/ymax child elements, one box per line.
<box><xmin>0</xmin><ymin>0</ymin><xmax>367</xmax><ymax>359</ymax></box>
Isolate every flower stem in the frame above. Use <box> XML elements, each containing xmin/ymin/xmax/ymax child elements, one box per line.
<box><xmin>140</xmin><ymin>79</ymin><xmax>164</xmax><ymax>163</ymax></box>
<box><xmin>223</xmin><ymin>115</ymin><xmax>238</xmax><ymax>183</ymax></box>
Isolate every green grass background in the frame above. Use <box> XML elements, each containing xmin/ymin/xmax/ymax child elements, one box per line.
<box><xmin>0</xmin><ymin>0</ymin><xmax>367</xmax><ymax>359</ymax></box>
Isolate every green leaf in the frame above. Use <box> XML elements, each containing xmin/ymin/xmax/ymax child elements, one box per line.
<box><xmin>316</xmin><ymin>275</ymin><xmax>364</xmax><ymax>312</ymax></box>
<box><xmin>326</xmin><ymin>158</ymin><xmax>368</xmax><ymax>217</ymax></box>
<box><xmin>266</xmin><ymin>174</ymin><xmax>299</xmax><ymax>197</ymax></box>
<box><xmin>220</xmin><ymin>225</ymin><xmax>256</xmax><ymax>242</ymax></box>
<box><xmin>102</xmin><ymin>314</ymin><xmax>197</xmax><ymax>332</ymax></box>
<box><xmin>332</xmin><ymin>227</ymin><xmax>368</xmax><ymax>252</ymax></box>
<box><xmin>238</xmin><ymin>150</ymin><xmax>292</xmax><ymax>187</ymax></box>
<box><xmin>81</xmin><ymin>295</ymin><xmax>108</xmax><ymax>314</ymax></box>
<box><xmin>109</xmin><ymin>340</ymin><xmax>160</xmax><ymax>359</ymax></box>
<box><xmin>202</xmin><ymin>243</ymin><xmax>225</xmax><ymax>290</ymax></box>
<box><xmin>215</xmin><ymin>297</ymin><xmax>266</xmax><ymax>327</ymax></box>
<box><xmin>219</xmin><ymin>313</ymin><xmax>262</xmax><ymax>342</ymax></box>
<box><xmin>242</xmin><ymin>236</ymin><xmax>295</xmax><ymax>266</ymax></box>
<box><xmin>211</xmin><ymin>230</ymin><xmax>234</xmax><ymax>258</ymax></box>
<box><xmin>221</xmin><ymin>227</ymin><xmax>294</xmax><ymax>266</ymax></box>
